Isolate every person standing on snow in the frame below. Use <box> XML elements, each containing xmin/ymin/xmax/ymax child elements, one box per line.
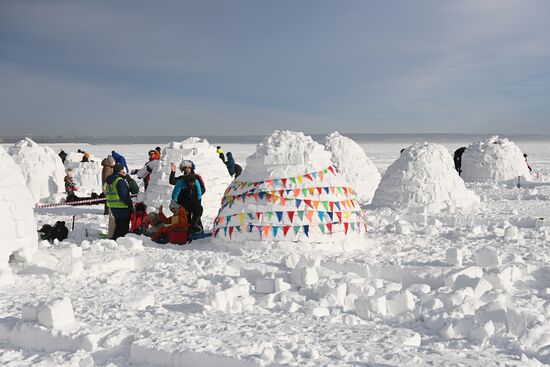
<box><xmin>59</xmin><ymin>150</ymin><xmax>67</xmax><ymax>164</ymax></box>
<box><xmin>111</xmin><ymin>150</ymin><xmax>129</xmax><ymax>173</ymax></box>
<box><xmin>523</xmin><ymin>153</ymin><xmax>533</xmax><ymax>173</ymax></box>
<box><xmin>171</xmin><ymin>173</ymin><xmax>203</xmax><ymax>234</ymax></box>
<box><xmin>216</xmin><ymin>146</ymin><xmax>226</xmax><ymax>162</ymax></box>
<box><xmin>136</xmin><ymin>150</ymin><xmax>159</xmax><ymax>191</ymax></box>
<box><xmin>453</xmin><ymin>147</ymin><xmax>466</xmax><ymax>176</ymax></box>
<box><xmin>101</xmin><ymin>155</ymin><xmax>115</xmax><ymax>215</ymax></box>
<box><xmin>105</xmin><ymin>163</ymin><xmax>134</xmax><ymax>240</ymax></box>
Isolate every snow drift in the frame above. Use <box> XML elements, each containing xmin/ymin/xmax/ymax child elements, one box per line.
<box><xmin>138</xmin><ymin>138</ymin><xmax>232</xmax><ymax>226</ymax></box>
<box><xmin>0</xmin><ymin>146</ymin><xmax>37</xmax><ymax>283</ymax></box>
<box><xmin>461</xmin><ymin>136</ymin><xmax>530</xmax><ymax>183</ymax></box>
<box><xmin>8</xmin><ymin>138</ymin><xmax>65</xmax><ymax>203</ymax></box>
<box><xmin>324</xmin><ymin>132</ymin><xmax>380</xmax><ymax>204</ymax></box>
<box><xmin>214</xmin><ymin>131</ymin><xmax>367</xmax><ymax>244</ymax></box>
<box><xmin>371</xmin><ymin>142</ymin><xmax>479</xmax><ymax>213</ymax></box>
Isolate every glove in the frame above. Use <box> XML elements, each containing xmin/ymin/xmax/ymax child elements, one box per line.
<box><xmin>131</xmin><ymin>169</ymin><xmax>139</xmax><ymax>175</ymax></box>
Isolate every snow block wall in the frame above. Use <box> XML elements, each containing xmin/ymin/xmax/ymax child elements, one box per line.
<box><xmin>371</xmin><ymin>142</ymin><xmax>479</xmax><ymax>213</ymax></box>
<box><xmin>138</xmin><ymin>137</ymin><xmax>233</xmax><ymax>227</ymax></box>
<box><xmin>8</xmin><ymin>138</ymin><xmax>65</xmax><ymax>203</ymax></box>
<box><xmin>0</xmin><ymin>146</ymin><xmax>37</xmax><ymax>282</ymax></box>
<box><xmin>213</xmin><ymin>131</ymin><xmax>367</xmax><ymax>243</ymax></box>
<box><xmin>324</xmin><ymin>132</ymin><xmax>381</xmax><ymax>204</ymax></box>
<box><xmin>64</xmin><ymin>157</ymin><xmax>102</xmax><ymax>195</ymax></box>
<box><xmin>461</xmin><ymin>136</ymin><xmax>530</xmax><ymax>182</ymax></box>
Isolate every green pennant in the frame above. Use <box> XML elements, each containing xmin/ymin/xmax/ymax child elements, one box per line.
<box><xmin>302</xmin><ymin>188</ymin><xmax>308</xmax><ymax>197</ymax></box>
<box><xmin>337</xmin><ymin>187</ymin><xmax>343</xmax><ymax>195</ymax></box>
<box><xmin>351</xmin><ymin>222</ymin><xmax>356</xmax><ymax>231</ymax></box>
<box><xmin>297</xmin><ymin>211</ymin><xmax>305</xmax><ymax>221</ymax></box>
<box><xmin>247</xmin><ymin>213</ymin><xmax>254</xmax><ymax>220</ymax></box>
<box><xmin>266</xmin><ymin>212</ymin><xmax>273</xmax><ymax>221</ymax></box>
<box><xmin>322</xmin><ymin>201</ymin><xmax>330</xmax><ymax>211</ymax></box>
<box><xmin>319</xmin><ymin>224</ymin><xmax>325</xmax><ymax>234</ymax></box>
<box><xmin>293</xmin><ymin>226</ymin><xmax>301</xmax><ymax>235</ymax></box>
<box><xmin>290</xmin><ymin>177</ymin><xmax>297</xmax><ymax>184</ymax></box>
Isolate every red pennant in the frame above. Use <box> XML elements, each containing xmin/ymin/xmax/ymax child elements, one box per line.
<box><xmin>304</xmin><ymin>200</ymin><xmax>313</xmax><ymax>208</ymax></box>
<box><xmin>328</xmin><ymin>166</ymin><xmax>336</xmax><ymax>175</ymax></box>
<box><xmin>283</xmin><ymin>226</ymin><xmax>291</xmax><ymax>236</ymax></box>
<box><xmin>293</xmin><ymin>189</ymin><xmax>301</xmax><ymax>197</ymax></box>
<box><xmin>343</xmin><ymin>187</ymin><xmax>348</xmax><ymax>196</ymax></box>
<box><xmin>329</xmin><ymin>202</ymin><xmax>335</xmax><ymax>211</ymax></box>
<box><xmin>280</xmin><ymin>197</ymin><xmax>287</xmax><ymax>205</ymax></box>
<box><xmin>229</xmin><ymin>226</ymin><xmax>234</xmax><ymax>239</ymax></box>
<box><xmin>287</xmin><ymin>211</ymin><xmax>295</xmax><ymax>222</ymax></box>
<box><xmin>256</xmin><ymin>212</ymin><xmax>262</xmax><ymax>221</ymax></box>
<box><xmin>279</xmin><ymin>190</ymin><xmax>285</xmax><ymax>197</ymax></box>
<box><xmin>336</xmin><ymin>212</ymin><xmax>343</xmax><ymax>222</ymax></box>
<box><xmin>304</xmin><ymin>173</ymin><xmax>313</xmax><ymax>181</ymax></box>
<box><xmin>265</xmin><ymin>179</ymin><xmax>273</xmax><ymax>186</ymax></box>
<box><xmin>281</xmin><ymin>178</ymin><xmax>288</xmax><ymax>186</ymax></box>
<box><xmin>344</xmin><ymin>222</ymin><xmax>349</xmax><ymax>234</ymax></box>
<box><xmin>326</xmin><ymin>223</ymin><xmax>333</xmax><ymax>233</ymax></box>
<box><xmin>316</xmin><ymin>187</ymin><xmax>323</xmax><ymax>195</ymax></box>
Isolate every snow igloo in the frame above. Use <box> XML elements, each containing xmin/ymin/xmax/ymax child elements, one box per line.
<box><xmin>371</xmin><ymin>142</ymin><xmax>479</xmax><ymax>213</ymax></box>
<box><xmin>324</xmin><ymin>132</ymin><xmax>380</xmax><ymax>204</ymax></box>
<box><xmin>138</xmin><ymin>137</ymin><xmax>233</xmax><ymax>226</ymax></box>
<box><xmin>64</xmin><ymin>152</ymin><xmax>102</xmax><ymax>194</ymax></box>
<box><xmin>213</xmin><ymin>131</ymin><xmax>367</xmax><ymax>244</ymax></box>
<box><xmin>8</xmin><ymin>138</ymin><xmax>66</xmax><ymax>203</ymax></box>
<box><xmin>0</xmin><ymin>146</ymin><xmax>38</xmax><ymax>283</ymax></box>
<box><xmin>461</xmin><ymin>136</ymin><xmax>530</xmax><ymax>182</ymax></box>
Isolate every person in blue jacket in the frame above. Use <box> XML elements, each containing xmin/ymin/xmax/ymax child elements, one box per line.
<box><xmin>171</xmin><ymin>174</ymin><xmax>203</xmax><ymax>234</ymax></box>
<box><xmin>111</xmin><ymin>151</ymin><xmax>129</xmax><ymax>173</ymax></box>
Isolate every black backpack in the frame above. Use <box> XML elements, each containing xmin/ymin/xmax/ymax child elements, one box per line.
<box><xmin>38</xmin><ymin>221</ymin><xmax>68</xmax><ymax>242</ymax></box>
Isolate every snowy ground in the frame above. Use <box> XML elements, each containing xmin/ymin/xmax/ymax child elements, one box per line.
<box><xmin>1</xmin><ymin>137</ymin><xmax>550</xmax><ymax>366</ymax></box>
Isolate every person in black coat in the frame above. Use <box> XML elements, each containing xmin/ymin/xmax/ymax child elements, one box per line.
<box><xmin>453</xmin><ymin>147</ymin><xmax>466</xmax><ymax>176</ymax></box>
<box><xmin>176</xmin><ymin>174</ymin><xmax>204</xmax><ymax>234</ymax></box>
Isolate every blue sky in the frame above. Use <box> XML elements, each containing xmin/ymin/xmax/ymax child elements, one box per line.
<box><xmin>1</xmin><ymin>0</ymin><xmax>549</xmax><ymax>136</ymax></box>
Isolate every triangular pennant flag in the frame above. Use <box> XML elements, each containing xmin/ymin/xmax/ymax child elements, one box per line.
<box><xmin>226</xmin><ymin>215</ymin><xmax>232</xmax><ymax>224</ymax></box>
<box><xmin>297</xmin><ymin>176</ymin><xmax>303</xmax><ymax>184</ymax></box>
<box><xmin>318</xmin><ymin>211</ymin><xmax>325</xmax><ymax>222</ymax></box>
<box><xmin>263</xmin><ymin>225</ymin><xmax>271</xmax><ymax>238</ymax></box>
<box><xmin>248</xmin><ymin>224</ymin><xmax>254</xmax><ymax>233</ymax></box>
<box><xmin>344</xmin><ymin>222</ymin><xmax>349</xmax><ymax>234</ymax></box>
<box><xmin>293</xmin><ymin>226</ymin><xmax>301</xmax><ymax>235</ymax></box>
<box><xmin>256</xmin><ymin>212</ymin><xmax>262</xmax><ymax>221</ymax></box>
<box><xmin>316</xmin><ymin>187</ymin><xmax>323</xmax><ymax>195</ymax></box>
<box><xmin>254</xmin><ymin>193</ymin><xmax>259</xmax><ymax>202</ymax></box>
<box><xmin>239</xmin><ymin>213</ymin><xmax>245</xmax><ymax>224</ymax></box>
<box><xmin>287</xmin><ymin>211</ymin><xmax>295</xmax><ymax>222</ymax></box>
<box><xmin>323</xmin><ymin>186</ymin><xmax>330</xmax><ymax>194</ymax></box>
<box><xmin>236</xmin><ymin>225</ymin><xmax>243</xmax><ymax>233</ymax></box>
<box><xmin>297</xmin><ymin>211</ymin><xmax>305</xmax><ymax>221</ymax></box>
<box><xmin>241</xmin><ymin>195</ymin><xmax>246</xmax><ymax>203</ymax></box>
<box><xmin>312</xmin><ymin>201</ymin><xmax>320</xmax><ymax>210</ymax></box>
<box><xmin>272</xmin><ymin>226</ymin><xmax>279</xmax><ymax>238</ymax></box>
<box><xmin>219</xmin><ymin>216</ymin><xmax>225</xmax><ymax>225</ymax></box>
<box><xmin>280</xmin><ymin>197</ymin><xmax>287</xmax><ymax>205</ymax></box>
<box><xmin>283</xmin><ymin>226</ymin><xmax>291</xmax><ymax>236</ymax></box>
<box><xmin>304</xmin><ymin>199</ymin><xmax>313</xmax><ymax>208</ymax></box>
<box><xmin>295</xmin><ymin>199</ymin><xmax>302</xmax><ymax>208</ymax></box>
<box><xmin>272</xmin><ymin>195</ymin><xmax>280</xmax><ymax>204</ymax></box>
<box><xmin>224</xmin><ymin>227</ymin><xmax>228</xmax><ymax>237</ymax></box>
<box><xmin>308</xmin><ymin>187</ymin><xmax>315</xmax><ymax>195</ymax></box>
<box><xmin>256</xmin><ymin>225</ymin><xmax>263</xmax><ymax>236</ymax></box>
<box><xmin>266</xmin><ymin>212</ymin><xmax>273</xmax><ymax>221</ymax></box>
<box><xmin>311</xmin><ymin>172</ymin><xmax>318</xmax><ymax>179</ymax></box>
<box><xmin>293</xmin><ymin>189</ymin><xmax>301</xmax><ymax>198</ymax></box>
<box><xmin>326</xmin><ymin>223</ymin><xmax>333</xmax><ymax>233</ymax></box>
<box><xmin>290</xmin><ymin>177</ymin><xmax>297</xmax><ymax>184</ymax></box>
<box><xmin>329</xmin><ymin>201</ymin><xmax>335</xmax><ymax>211</ymax></box>
<box><xmin>319</xmin><ymin>171</ymin><xmax>325</xmax><ymax>180</ymax></box>
<box><xmin>328</xmin><ymin>166</ymin><xmax>336</xmax><ymax>175</ymax></box>
<box><xmin>327</xmin><ymin>212</ymin><xmax>334</xmax><ymax>221</ymax></box>
<box><xmin>302</xmin><ymin>188</ymin><xmax>309</xmax><ymax>197</ymax></box>
<box><xmin>279</xmin><ymin>190</ymin><xmax>285</xmax><ymax>197</ymax></box>
<box><xmin>273</xmin><ymin>179</ymin><xmax>281</xmax><ymax>187</ymax></box>
<box><xmin>330</xmin><ymin>187</ymin><xmax>336</xmax><ymax>194</ymax></box>
<box><xmin>265</xmin><ymin>179</ymin><xmax>273</xmax><ymax>186</ymax></box>
<box><xmin>304</xmin><ymin>173</ymin><xmax>313</xmax><ymax>181</ymax></box>
<box><xmin>303</xmin><ymin>225</ymin><xmax>310</xmax><ymax>237</ymax></box>
<box><xmin>266</xmin><ymin>194</ymin><xmax>272</xmax><ymax>203</ymax></box>
<box><xmin>281</xmin><ymin>178</ymin><xmax>288</xmax><ymax>186</ymax></box>
<box><xmin>335</xmin><ymin>202</ymin><xmax>341</xmax><ymax>211</ymax></box>
<box><xmin>344</xmin><ymin>211</ymin><xmax>351</xmax><ymax>219</ymax></box>
<box><xmin>319</xmin><ymin>224</ymin><xmax>325</xmax><ymax>234</ymax></box>
<box><xmin>350</xmin><ymin>222</ymin><xmax>356</xmax><ymax>231</ymax></box>
<box><xmin>305</xmin><ymin>210</ymin><xmax>314</xmax><ymax>224</ymax></box>
<box><xmin>343</xmin><ymin>187</ymin><xmax>349</xmax><ymax>196</ymax></box>
<box><xmin>259</xmin><ymin>192</ymin><xmax>266</xmax><ymax>200</ymax></box>
<box><xmin>276</xmin><ymin>211</ymin><xmax>284</xmax><ymax>222</ymax></box>
<box><xmin>322</xmin><ymin>201</ymin><xmax>330</xmax><ymax>211</ymax></box>
<box><xmin>336</xmin><ymin>211</ymin><xmax>343</xmax><ymax>222</ymax></box>
<box><xmin>286</xmin><ymin>189</ymin><xmax>292</xmax><ymax>195</ymax></box>
<box><xmin>337</xmin><ymin>187</ymin><xmax>343</xmax><ymax>195</ymax></box>
<box><xmin>247</xmin><ymin>213</ymin><xmax>254</xmax><ymax>221</ymax></box>
<box><xmin>229</xmin><ymin>226</ymin><xmax>234</xmax><ymax>239</ymax></box>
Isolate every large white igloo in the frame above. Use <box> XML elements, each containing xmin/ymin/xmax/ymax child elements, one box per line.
<box><xmin>138</xmin><ymin>137</ymin><xmax>233</xmax><ymax>227</ymax></box>
<box><xmin>371</xmin><ymin>142</ymin><xmax>479</xmax><ymax>213</ymax></box>
<box><xmin>461</xmin><ymin>136</ymin><xmax>530</xmax><ymax>182</ymax></box>
<box><xmin>0</xmin><ymin>146</ymin><xmax>38</xmax><ymax>284</ymax></box>
<box><xmin>213</xmin><ymin>131</ymin><xmax>367</xmax><ymax>244</ymax></box>
<box><xmin>324</xmin><ymin>132</ymin><xmax>380</xmax><ymax>204</ymax></box>
<box><xmin>8</xmin><ymin>138</ymin><xmax>66</xmax><ymax>203</ymax></box>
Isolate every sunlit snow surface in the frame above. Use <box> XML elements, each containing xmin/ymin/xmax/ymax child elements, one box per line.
<box><xmin>1</xmin><ymin>137</ymin><xmax>550</xmax><ymax>366</ymax></box>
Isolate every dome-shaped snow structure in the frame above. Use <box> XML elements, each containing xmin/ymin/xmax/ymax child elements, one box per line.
<box><xmin>138</xmin><ymin>137</ymin><xmax>233</xmax><ymax>226</ymax></box>
<box><xmin>0</xmin><ymin>146</ymin><xmax>38</xmax><ymax>283</ymax></box>
<box><xmin>324</xmin><ymin>132</ymin><xmax>380</xmax><ymax>204</ymax></box>
<box><xmin>371</xmin><ymin>142</ymin><xmax>479</xmax><ymax>213</ymax></box>
<box><xmin>8</xmin><ymin>138</ymin><xmax>66</xmax><ymax>203</ymax></box>
<box><xmin>461</xmin><ymin>136</ymin><xmax>530</xmax><ymax>182</ymax></box>
<box><xmin>214</xmin><ymin>131</ymin><xmax>367</xmax><ymax>243</ymax></box>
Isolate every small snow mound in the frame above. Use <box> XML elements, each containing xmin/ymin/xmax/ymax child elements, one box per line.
<box><xmin>324</xmin><ymin>132</ymin><xmax>380</xmax><ymax>204</ymax></box>
<box><xmin>0</xmin><ymin>145</ymin><xmax>38</xmax><ymax>281</ymax></box>
<box><xmin>7</xmin><ymin>138</ymin><xmax>66</xmax><ymax>203</ymax></box>
<box><xmin>238</xmin><ymin>130</ymin><xmax>332</xmax><ymax>182</ymax></box>
<box><xmin>214</xmin><ymin>131</ymin><xmax>367</xmax><ymax>244</ymax></box>
<box><xmin>138</xmin><ymin>137</ymin><xmax>232</xmax><ymax>226</ymax></box>
<box><xmin>371</xmin><ymin>142</ymin><xmax>479</xmax><ymax>213</ymax></box>
<box><xmin>461</xmin><ymin>136</ymin><xmax>530</xmax><ymax>182</ymax></box>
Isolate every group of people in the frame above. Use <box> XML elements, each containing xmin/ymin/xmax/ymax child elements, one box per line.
<box><xmin>62</xmin><ymin>145</ymin><xmax>243</xmax><ymax>244</ymax></box>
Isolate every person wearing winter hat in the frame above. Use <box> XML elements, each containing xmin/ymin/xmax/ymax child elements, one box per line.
<box><xmin>101</xmin><ymin>155</ymin><xmax>116</xmax><ymax>215</ymax></box>
<box><xmin>216</xmin><ymin>146</ymin><xmax>226</xmax><ymax>162</ymax></box>
<box><xmin>171</xmin><ymin>173</ymin><xmax>203</xmax><ymax>234</ymax></box>
<box><xmin>135</xmin><ymin>150</ymin><xmax>159</xmax><ymax>191</ymax></box>
<box><xmin>111</xmin><ymin>150</ymin><xmax>129</xmax><ymax>173</ymax></box>
<box><xmin>169</xmin><ymin>159</ymin><xmax>206</xmax><ymax>194</ymax></box>
<box><xmin>105</xmin><ymin>163</ymin><xmax>134</xmax><ymax>240</ymax></box>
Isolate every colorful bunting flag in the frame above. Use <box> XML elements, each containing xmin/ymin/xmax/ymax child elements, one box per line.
<box><xmin>276</xmin><ymin>211</ymin><xmax>284</xmax><ymax>222</ymax></box>
<box><xmin>303</xmin><ymin>225</ymin><xmax>310</xmax><ymax>237</ymax></box>
<box><xmin>287</xmin><ymin>211</ymin><xmax>295</xmax><ymax>222</ymax></box>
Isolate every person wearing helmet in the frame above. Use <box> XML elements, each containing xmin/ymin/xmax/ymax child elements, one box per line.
<box><xmin>169</xmin><ymin>160</ymin><xmax>206</xmax><ymax>194</ymax></box>
<box><xmin>171</xmin><ymin>173</ymin><xmax>203</xmax><ymax>234</ymax></box>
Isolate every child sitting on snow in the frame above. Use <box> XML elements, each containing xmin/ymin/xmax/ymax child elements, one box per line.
<box><xmin>151</xmin><ymin>202</ymin><xmax>189</xmax><ymax>245</ymax></box>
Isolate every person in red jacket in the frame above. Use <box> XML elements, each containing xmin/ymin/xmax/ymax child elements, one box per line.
<box><xmin>151</xmin><ymin>202</ymin><xmax>189</xmax><ymax>244</ymax></box>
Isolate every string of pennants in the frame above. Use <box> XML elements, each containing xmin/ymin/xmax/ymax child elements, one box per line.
<box><xmin>213</xmin><ymin>221</ymin><xmax>367</xmax><ymax>239</ymax></box>
<box><xmin>221</xmin><ymin>185</ymin><xmax>356</xmax><ymax>208</ymax></box>
<box><xmin>214</xmin><ymin>209</ymin><xmax>363</xmax><ymax>227</ymax></box>
<box><xmin>224</xmin><ymin>165</ymin><xmax>340</xmax><ymax>195</ymax></box>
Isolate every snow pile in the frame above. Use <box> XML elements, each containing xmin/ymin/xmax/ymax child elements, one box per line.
<box><xmin>64</xmin><ymin>161</ymin><xmax>102</xmax><ymax>194</ymax></box>
<box><xmin>214</xmin><ymin>131</ymin><xmax>366</xmax><ymax>244</ymax></box>
<box><xmin>7</xmin><ymin>138</ymin><xmax>65</xmax><ymax>203</ymax></box>
<box><xmin>371</xmin><ymin>142</ymin><xmax>479</xmax><ymax>213</ymax></box>
<box><xmin>0</xmin><ymin>146</ymin><xmax>38</xmax><ymax>283</ymax></box>
<box><xmin>138</xmin><ymin>137</ymin><xmax>232</xmax><ymax>225</ymax></box>
<box><xmin>324</xmin><ymin>132</ymin><xmax>381</xmax><ymax>204</ymax></box>
<box><xmin>461</xmin><ymin>136</ymin><xmax>530</xmax><ymax>182</ymax></box>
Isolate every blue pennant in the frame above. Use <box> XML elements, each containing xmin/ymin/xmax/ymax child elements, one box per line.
<box><xmin>276</xmin><ymin>211</ymin><xmax>284</xmax><ymax>222</ymax></box>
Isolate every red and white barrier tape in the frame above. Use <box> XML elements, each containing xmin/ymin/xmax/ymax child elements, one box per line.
<box><xmin>35</xmin><ymin>194</ymin><xmax>138</xmax><ymax>209</ymax></box>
